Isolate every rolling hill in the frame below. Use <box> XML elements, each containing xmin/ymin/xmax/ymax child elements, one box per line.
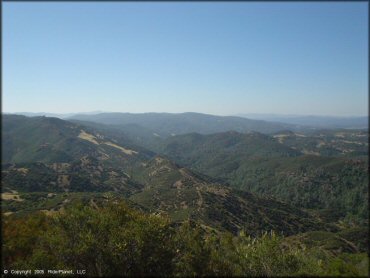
<box><xmin>237</xmin><ymin>114</ymin><xmax>368</xmax><ymax>129</ymax></box>
<box><xmin>2</xmin><ymin>114</ymin><xmax>153</xmax><ymax>165</ymax></box>
<box><xmin>2</xmin><ymin>114</ymin><xmax>329</xmax><ymax>236</ymax></box>
<box><xmin>145</xmin><ymin>131</ymin><xmax>368</xmax><ymax>224</ymax></box>
<box><xmin>272</xmin><ymin>129</ymin><xmax>368</xmax><ymax>157</ymax></box>
<box><xmin>128</xmin><ymin>156</ymin><xmax>328</xmax><ymax>235</ymax></box>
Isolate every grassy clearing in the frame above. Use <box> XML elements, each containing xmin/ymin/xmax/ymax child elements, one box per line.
<box><xmin>78</xmin><ymin>130</ymin><xmax>99</xmax><ymax>144</ymax></box>
<box><xmin>2</xmin><ymin>193</ymin><xmax>24</xmax><ymax>202</ymax></box>
<box><xmin>102</xmin><ymin>141</ymin><xmax>138</xmax><ymax>155</ymax></box>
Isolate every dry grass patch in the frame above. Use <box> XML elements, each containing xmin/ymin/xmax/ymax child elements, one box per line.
<box><xmin>302</xmin><ymin>149</ymin><xmax>321</xmax><ymax>156</ymax></box>
<box><xmin>2</xmin><ymin>193</ymin><xmax>24</xmax><ymax>202</ymax></box>
<box><xmin>16</xmin><ymin>168</ymin><xmax>29</xmax><ymax>175</ymax></box>
<box><xmin>78</xmin><ymin>130</ymin><xmax>99</xmax><ymax>145</ymax></box>
<box><xmin>273</xmin><ymin>134</ymin><xmax>289</xmax><ymax>143</ymax></box>
<box><xmin>102</xmin><ymin>141</ymin><xmax>138</xmax><ymax>155</ymax></box>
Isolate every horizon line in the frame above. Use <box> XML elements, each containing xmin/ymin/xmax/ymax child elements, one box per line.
<box><xmin>3</xmin><ymin>111</ymin><xmax>368</xmax><ymax>118</ymax></box>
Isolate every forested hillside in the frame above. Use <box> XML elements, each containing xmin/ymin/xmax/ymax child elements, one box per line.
<box><xmin>2</xmin><ymin>115</ymin><xmax>368</xmax><ymax>276</ymax></box>
<box><xmin>148</xmin><ymin>131</ymin><xmax>368</xmax><ymax>224</ymax></box>
<box><xmin>2</xmin><ymin>115</ymin><xmax>327</xmax><ymax>236</ymax></box>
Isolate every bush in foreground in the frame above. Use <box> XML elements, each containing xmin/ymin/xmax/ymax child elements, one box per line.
<box><xmin>2</xmin><ymin>201</ymin><xmax>368</xmax><ymax>277</ymax></box>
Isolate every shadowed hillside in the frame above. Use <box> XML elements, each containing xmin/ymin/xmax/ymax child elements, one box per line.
<box><xmin>2</xmin><ymin>115</ymin><xmax>328</xmax><ymax>236</ymax></box>
<box><xmin>142</xmin><ymin>131</ymin><xmax>368</xmax><ymax>224</ymax></box>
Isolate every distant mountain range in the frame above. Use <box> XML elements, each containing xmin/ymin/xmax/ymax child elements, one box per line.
<box><xmin>67</xmin><ymin>112</ymin><xmax>302</xmax><ymax>135</ymax></box>
<box><xmin>7</xmin><ymin>112</ymin><xmax>368</xmax><ymax>131</ymax></box>
<box><xmin>236</xmin><ymin>113</ymin><xmax>368</xmax><ymax>129</ymax></box>
<box><xmin>4</xmin><ymin>111</ymin><xmax>105</xmax><ymax>119</ymax></box>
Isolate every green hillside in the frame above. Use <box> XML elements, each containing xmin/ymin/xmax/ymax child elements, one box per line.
<box><xmin>148</xmin><ymin>131</ymin><xmax>368</xmax><ymax>224</ymax></box>
<box><xmin>152</xmin><ymin>131</ymin><xmax>301</xmax><ymax>172</ymax></box>
<box><xmin>129</xmin><ymin>156</ymin><xmax>329</xmax><ymax>235</ymax></box>
<box><xmin>2</xmin><ymin>159</ymin><xmax>143</xmax><ymax>195</ymax></box>
<box><xmin>2</xmin><ymin>115</ymin><xmax>152</xmax><ymax>165</ymax></box>
<box><xmin>283</xmin><ymin>227</ymin><xmax>368</xmax><ymax>255</ymax></box>
<box><xmin>272</xmin><ymin>129</ymin><xmax>368</xmax><ymax>157</ymax></box>
<box><xmin>2</xmin><ymin>115</ymin><xmax>368</xmax><ymax>276</ymax></box>
<box><xmin>2</xmin><ymin>115</ymin><xmax>328</xmax><ymax>237</ymax></box>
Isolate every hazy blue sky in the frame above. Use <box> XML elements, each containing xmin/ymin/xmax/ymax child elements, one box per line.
<box><xmin>3</xmin><ymin>2</ymin><xmax>368</xmax><ymax>116</ymax></box>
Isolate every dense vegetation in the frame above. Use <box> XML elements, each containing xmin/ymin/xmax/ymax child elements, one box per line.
<box><xmin>2</xmin><ymin>160</ymin><xmax>143</xmax><ymax>196</ymax></box>
<box><xmin>2</xmin><ymin>115</ymin><xmax>152</xmax><ymax>165</ymax></box>
<box><xmin>3</xmin><ymin>201</ymin><xmax>368</xmax><ymax>277</ymax></box>
<box><xmin>146</xmin><ymin>132</ymin><xmax>368</xmax><ymax>224</ymax></box>
<box><xmin>272</xmin><ymin>129</ymin><xmax>368</xmax><ymax>157</ymax></box>
<box><xmin>2</xmin><ymin>159</ymin><xmax>328</xmax><ymax>236</ymax></box>
<box><xmin>2</xmin><ymin>114</ymin><xmax>368</xmax><ymax>276</ymax></box>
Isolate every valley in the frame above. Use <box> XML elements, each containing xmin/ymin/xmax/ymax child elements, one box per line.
<box><xmin>2</xmin><ymin>113</ymin><xmax>368</xmax><ymax>276</ymax></box>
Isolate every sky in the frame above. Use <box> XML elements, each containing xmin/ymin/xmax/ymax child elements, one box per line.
<box><xmin>3</xmin><ymin>2</ymin><xmax>368</xmax><ymax>116</ymax></box>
